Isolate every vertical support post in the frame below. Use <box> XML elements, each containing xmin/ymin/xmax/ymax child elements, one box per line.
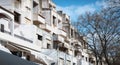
<box><xmin>11</xmin><ymin>19</ymin><xmax>14</xmax><ymax>36</ymax></box>
<box><xmin>57</xmin><ymin>46</ymin><xmax>59</xmax><ymax>65</ymax></box>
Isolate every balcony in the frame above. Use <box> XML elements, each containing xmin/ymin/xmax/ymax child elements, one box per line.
<box><xmin>33</xmin><ymin>13</ymin><xmax>45</xmax><ymax>24</ymax></box>
<box><xmin>75</xmin><ymin>48</ymin><xmax>82</xmax><ymax>53</ymax></box>
<box><xmin>64</xmin><ymin>42</ymin><xmax>70</xmax><ymax>49</ymax></box>
<box><xmin>41</xmin><ymin>24</ymin><xmax>52</xmax><ymax>32</ymax></box>
<box><xmin>83</xmin><ymin>49</ymin><xmax>88</xmax><ymax>53</ymax></box>
<box><xmin>36</xmin><ymin>27</ymin><xmax>43</xmax><ymax>35</ymax></box>
<box><xmin>59</xmin><ymin>29</ymin><xmax>67</xmax><ymax>37</ymax></box>
<box><xmin>43</xmin><ymin>31</ymin><xmax>52</xmax><ymax>40</ymax></box>
<box><xmin>0</xmin><ymin>28</ymin><xmax>33</xmax><ymax>43</ymax></box>
<box><xmin>41</xmin><ymin>49</ymin><xmax>77</xmax><ymax>61</ymax></box>
<box><xmin>14</xmin><ymin>34</ymin><xmax>33</xmax><ymax>43</ymax></box>
<box><xmin>59</xmin><ymin>43</ymin><xmax>70</xmax><ymax>53</ymax></box>
<box><xmin>0</xmin><ymin>30</ymin><xmax>41</xmax><ymax>52</ymax></box>
<box><xmin>49</xmin><ymin>1</ymin><xmax>56</xmax><ymax>9</ymax></box>
<box><xmin>36</xmin><ymin>26</ymin><xmax>52</xmax><ymax>40</ymax></box>
<box><xmin>65</xmin><ymin>37</ymin><xmax>70</xmax><ymax>43</ymax></box>
<box><xmin>53</xmin><ymin>35</ymin><xmax>64</xmax><ymax>43</ymax></box>
<box><xmin>59</xmin><ymin>51</ymin><xmax>71</xmax><ymax>60</ymax></box>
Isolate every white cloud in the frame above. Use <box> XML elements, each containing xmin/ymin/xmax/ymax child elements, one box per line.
<box><xmin>95</xmin><ymin>1</ymin><xmax>107</xmax><ymax>8</ymax></box>
<box><xmin>56</xmin><ymin>1</ymin><xmax>104</xmax><ymax>21</ymax></box>
<box><xmin>56</xmin><ymin>5</ymin><xmax>96</xmax><ymax>21</ymax></box>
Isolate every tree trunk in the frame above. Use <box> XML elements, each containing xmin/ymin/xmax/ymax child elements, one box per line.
<box><xmin>100</xmin><ymin>60</ymin><xmax>103</xmax><ymax>65</ymax></box>
<box><xmin>95</xmin><ymin>56</ymin><xmax>99</xmax><ymax>65</ymax></box>
<box><xmin>99</xmin><ymin>56</ymin><xmax>103</xmax><ymax>65</ymax></box>
<box><xmin>104</xmin><ymin>52</ymin><xmax>111</xmax><ymax>65</ymax></box>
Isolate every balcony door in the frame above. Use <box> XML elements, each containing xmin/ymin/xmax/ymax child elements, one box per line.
<box><xmin>0</xmin><ymin>13</ymin><xmax>12</xmax><ymax>33</ymax></box>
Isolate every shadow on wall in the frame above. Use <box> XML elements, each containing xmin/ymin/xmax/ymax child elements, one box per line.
<box><xmin>0</xmin><ymin>50</ymin><xmax>39</xmax><ymax>65</ymax></box>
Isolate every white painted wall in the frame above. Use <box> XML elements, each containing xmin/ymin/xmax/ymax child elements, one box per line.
<box><xmin>0</xmin><ymin>0</ymin><xmax>13</xmax><ymax>11</ymax></box>
<box><xmin>14</xmin><ymin>24</ymin><xmax>36</xmax><ymax>42</ymax></box>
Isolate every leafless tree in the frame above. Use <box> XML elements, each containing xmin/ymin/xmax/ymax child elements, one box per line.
<box><xmin>73</xmin><ymin>0</ymin><xmax>120</xmax><ymax>64</ymax></box>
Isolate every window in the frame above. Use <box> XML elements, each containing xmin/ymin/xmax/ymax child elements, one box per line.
<box><xmin>11</xmin><ymin>51</ymin><xmax>22</xmax><ymax>57</ymax></box>
<box><xmin>86</xmin><ymin>57</ymin><xmax>87</xmax><ymax>61</ymax></box>
<box><xmin>71</xmin><ymin>43</ymin><xmax>73</xmax><ymax>45</ymax></box>
<box><xmin>33</xmin><ymin>1</ymin><xmax>38</xmax><ymax>13</ymax></box>
<box><xmin>71</xmin><ymin>29</ymin><xmax>73</xmax><ymax>38</ymax></box>
<box><xmin>53</xmin><ymin>16</ymin><xmax>56</xmax><ymax>26</ymax></box>
<box><xmin>66</xmin><ymin>19</ymin><xmax>69</xmax><ymax>22</ymax></box>
<box><xmin>37</xmin><ymin>34</ymin><xmax>42</xmax><ymax>40</ymax></box>
<box><xmin>26</xmin><ymin>55</ymin><xmax>30</xmax><ymax>61</ymax></box>
<box><xmin>33</xmin><ymin>1</ymin><xmax>38</xmax><ymax>7</ymax></box>
<box><xmin>53</xmin><ymin>43</ymin><xmax>58</xmax><ymax>49</ymax></box>
<box><xmin>15</xmin><ymin>0</ymin><xmax>21</xmax><ymax>9</ymax></box>
<box><xmin>74</xmin><ymin>51</ymin><xmax>78</xmax><ymax>57</ymax></box>
<box><xmin>14</xmin><ymin>12</ymin><xmax>20</xmax><ymax>23</ymax></box>
<box><xmin>73</xmin><ymin>63</ymin><xmax>76</xmax><ymax>65</ymax></box>
<box><xmin>47</xmin><ymin>43</ymin><xmax>51</xmax><ymax>49</ymax></box>
<box><xmin>0</xmin><ymin>24</ymin><xmax>4</xmax><ymax>32</ymax></box>
<box><xmin>51</xmin><ymin>63</ymin><xmax>55</xmax><ymax>65</ymax></box>
<box><xmin>58</xmin><ymin>20</ymin><xmax>62</xmax><ymax>28</ymax></box>
<box><xmin>58</xmin><ymin>20</ymin><xmax>61</xmax><ymax>23</ymax></box>
<box><xmin>82</xmin><ymin>55</ymin><xmax>84</xmax><ymax>60</ymax></box>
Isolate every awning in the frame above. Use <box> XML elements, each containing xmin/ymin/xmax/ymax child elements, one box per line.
<box><xmin>6</xmin><ymin>43</ymin><xmax>31</xmax><ymax>53</ymax></box>
<box><xmin>4</xmin><ymin>42</ymin><xmax>55</xmax><ymax>65</ymax></box>
<box><xmin>0</xmin><ymin>50</ymin><xmax>40</xmax><ymax>65</ymax></box>
<box><xmin>0</xmin><ymin>44</ymin><xmax>11</xmax><ymax>54</ymax></box>
<box><xmin>31</xmin><ymin>51</ymin><xmax>55</xmax><ymax>65</ymax></box>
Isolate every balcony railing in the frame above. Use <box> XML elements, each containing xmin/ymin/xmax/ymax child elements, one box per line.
<box><xmin>33</xmin><ymin>13</ymin><xmax>45</xmax><ymax>24</ymax></box>
<box><xmin>59</xmin><ymin>29</ymin><xmax>67</xmax><ymax>37</ymax></box>
<box><xmin>0</xmin><ymin>29</ymin><xmax>33</xmax><ymax>43</ymax></box>
<box><xmin>41</xmin><ymin>49</ymin><xmax>75</xmax><ymax>61</ymax></box>
<box><xmin>53</xmin><ymin>35</ymin><xmax>64</xmax><ymax>43</ymax></box>
<box><xmin>0</xmin><ymin>29</ymin><xmax>11</xmax><ymax>35</ymax></box>
<box><xmin>41</xmin><ymin>24</ymin><xmax>52</xmax><ymax>32</ymax></box>
<box><xmin>14</xmin><ymin>34</ymin><xmax>33</xmax><ymax>43</ymax></box>
<box><xmin>36</xmin><ymin>26</ymin><xmax>52</xmax><ymax>40</ymax></box>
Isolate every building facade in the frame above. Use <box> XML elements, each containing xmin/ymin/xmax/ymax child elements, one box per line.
<box><xmin>0</xmin><ymin>0</ymin><xmax>95</xmax><ymax>65</ymax></box>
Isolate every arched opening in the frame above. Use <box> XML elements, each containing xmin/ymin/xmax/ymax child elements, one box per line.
<box><xmin>0</xmin><ymin>13</ymin><xmax>12</xmax><ymax>33</ymax></box>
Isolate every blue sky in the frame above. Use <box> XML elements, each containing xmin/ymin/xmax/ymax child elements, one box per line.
<box><xmin>53</xmin><ymin>0</ymin><xmax>98</xmax><ymax>6</ymax></box>
<box><xmin>53</xmin><ymin>0</ymin><xmax>105</xmax><ymax>22</ymax></box>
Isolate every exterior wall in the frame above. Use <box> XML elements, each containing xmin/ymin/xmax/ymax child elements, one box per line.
<box><xmin>0</xmin><ymin>0</ymin><xmax>97</xmax><ymax>65</ymax></box>
<box><xmin>0</xmin><ymin>0</ymin><xmax>13</xmax><ymax>11</ymax></box>
<box><xmin>42</xmin><ymin>0</ymin><xmax>49</xmax><ymax>8</ymax></box>
<box><xmin>42</xmin><ymin>10</ymin><xmax>51</xmax><ymax>25</ymax></box>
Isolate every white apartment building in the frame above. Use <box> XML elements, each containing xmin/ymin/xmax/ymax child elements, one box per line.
<box><xmin>0</xmin><ymin>0</ymin><xmax>95</xmax><ymax>65</ymax></box>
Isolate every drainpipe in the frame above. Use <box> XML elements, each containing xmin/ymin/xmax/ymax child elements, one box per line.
<box><xmin>64</xmin><ymin>52</ymin><xmax>67</xmax><ymax>65</ymax></box>
<box><xmin>57</xmin><ymin>45</ymin><xmax>59</xmax><ymax>65</ymax></box>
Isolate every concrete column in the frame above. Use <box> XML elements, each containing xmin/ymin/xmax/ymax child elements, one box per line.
<box><xmin>10</xmin><ymin>19</ymin><xmax>14</xmax><ymax>36</ymax></box>
<box><xmin>70</xmin><ymin>27</ymin><xmax>71</xmax><ymax>38</ymax></box>
<box><xmin>31</xmin><ymin>0</ymin><xmax>33</xmax><ymax>24</ymax></box>
<box><xmin>73</xmin><ymin>29</ymin><xmax>75</xmax><ymax>39</ymax></box>
<box><xmin>20</xmin><ymin>0</ymin><xmax>24</xmax><ymax>24</ymax></box>
<box><xmin>64</xmin><ymin>53</ymin><xmax>67</xmax><ymax>65</ymax></box>
<box><xmin>57</xmin><ymin>47</ymin><xmax>59</xmax><ymax>65</ymax></box>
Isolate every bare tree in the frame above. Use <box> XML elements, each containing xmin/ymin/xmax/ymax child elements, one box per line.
<box><xmin>73</xmin><ymin>2</ymin><xmax>120</xmax><ymax>64</ymax></box>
